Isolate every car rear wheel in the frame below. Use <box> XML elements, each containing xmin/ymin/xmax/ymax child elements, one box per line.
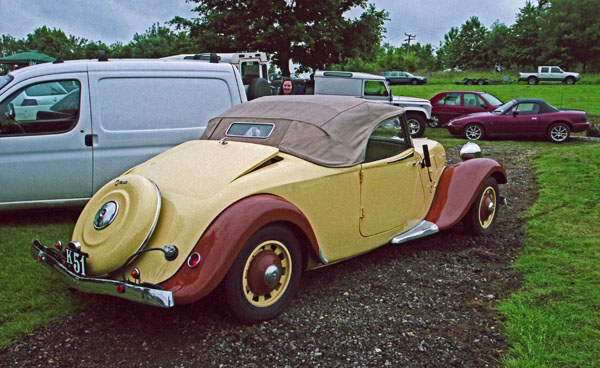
<box><xmin>464</xmin><ymin>177</ymin><xmax>499</xmax><ymax>236</ymax></box>
<box><xmin>527</xmin><ymin>77</ymin><xmax>538</xmax><ymax>85</ymax></box>
<box><xmin>477</xmin><ymin>79</ymin><xmax>485</xmax><ymax>85</ymax></box>
<box><xmin>547</xmin><ymin>122</ymin><xmax>570</xmax><ymax>143</ymax></box>
<box><xmin>464</xmin><ymin>123</ymin><xmax>484</xmax><ymax>141</ymax></box>
<box><xmin>406</xmin><ymin>112</ymin><xmax>426</xmax><ymax>138</ymax></box>
<box><xmin>410</xmin><ymin>79</ymin><xmax>418</xmax><ymax>85</ymax></box>
<box><xmin>225</xmin><ymin>224</ymin><xmax>302</xmax><ymax>324</ymax></box>
<box><xmin>466</xmin><ymin>79</ymin><xmax>474</xmax><ymax>85</ymax></box>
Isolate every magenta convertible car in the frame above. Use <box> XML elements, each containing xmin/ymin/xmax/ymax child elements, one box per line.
<box><xmin>447</xmin><ymin>98</ymin><xmax>590</xmax><ymax>143</ymax></box>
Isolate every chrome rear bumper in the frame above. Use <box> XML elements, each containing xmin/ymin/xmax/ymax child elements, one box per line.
<box><xmin>31</xmin><ymin>240</ymin><xmax>174</xmax><ymax>308</ymax></box>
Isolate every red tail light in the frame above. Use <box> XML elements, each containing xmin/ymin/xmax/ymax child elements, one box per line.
<box><xmin>187</xmin><ymin>253</ymin><xmax>202</xmax><ymax>268</ymax></box>
<box><xmin>131</xmin><ymin>268</ymin><xmax>140</xmax><ymax>279</ymax></box>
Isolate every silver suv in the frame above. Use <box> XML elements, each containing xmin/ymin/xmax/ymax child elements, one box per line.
<box><xmin>313</xmin><ymin>71</ymin><xmax>431</xmax><ymax>137</ymax></box>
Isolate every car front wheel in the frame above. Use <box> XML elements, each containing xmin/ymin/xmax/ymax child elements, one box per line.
<box><xmin>464</xmin><ymin>123</ymin><xmax>484</xmax><ymax>141</ymax></box>
<box><xmin>464</xmin><ymin>177</ymin><xmax>499</xmax><ymax>236</ymax></box>
<box><xmin>428</xmin><ymin>115</ymin><xmax>441</xmax><ymax>128</ymax></box>
<box><xmin>225</xmin><ymin>224</ymin><xmax>302</xmax><ymax>324</ymax></box>
<box><xmin>406</xmin><ymin>112</ymin><xmax>426</xmax><ymax>137</ymax></box>
<box><xmin>547</xmin><ymin>122</ymin><xmax>570</xmax><ymax>143</ymax></box>
<box><xmin>564</xmin><ymin>77</ymin><xmax>576</xmax><ymax>85</ymax></box>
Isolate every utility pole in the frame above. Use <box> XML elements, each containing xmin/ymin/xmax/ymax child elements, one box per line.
<box><xmin>404</xmin><ymin>33</ymin><xmax>416</xmax><ymax>56</ymax></box>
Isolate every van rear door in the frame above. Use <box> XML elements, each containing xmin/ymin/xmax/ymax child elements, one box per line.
<box><xmin>87</xmin><ymin>68</ymin><xmax>240</xmax><ymax>192</ymax></box>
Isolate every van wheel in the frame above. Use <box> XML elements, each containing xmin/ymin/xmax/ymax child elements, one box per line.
<box><xmin>225</xmin><ymin>224</ymin><xmax>302</xmax><ymax>324</ymax></box>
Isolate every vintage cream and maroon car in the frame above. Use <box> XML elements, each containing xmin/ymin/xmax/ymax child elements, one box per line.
<box><xmin>32</xmin><ymin>95</ymin><xmax>507</xmax><ymax>323</ymax></box>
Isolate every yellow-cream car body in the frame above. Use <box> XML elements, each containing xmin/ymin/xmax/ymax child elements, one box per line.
<box><xmin>75</xmin><ymin>136</ymin><xmax>445</xmax><ymax>284</ymax></box>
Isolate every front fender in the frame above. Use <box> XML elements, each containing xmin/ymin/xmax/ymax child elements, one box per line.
<box><xmin>160</xmin><ymin>194</ymin><xmax>319</xmax><ymax>305</ymax></box>
<box><xmin>425</xmin><ymin>158</ymin><xmax>507</xmax><ymax>230</ymax></box>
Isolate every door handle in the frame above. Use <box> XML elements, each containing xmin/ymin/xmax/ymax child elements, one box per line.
<box><xmin>84</xmin><ymin>134</ymin><xmax>95</xmax><ymax>147</ymax></box>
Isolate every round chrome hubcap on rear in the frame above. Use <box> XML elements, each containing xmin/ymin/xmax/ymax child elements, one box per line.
<box><xmin>243</xmin><ymin>240</ymin><xmax>291</xmax><ymax>307</ymax></box>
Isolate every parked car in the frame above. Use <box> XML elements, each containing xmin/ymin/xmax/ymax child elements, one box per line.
<box><xmin>313</xmin><ymin>70</ymin><xmax>432</xmax><ymax>137</ymax></box>
<box><xmin>447</xmin><ymin>98</ymin><xmax>591</xmax><ymax>143</ymax></box>
<box><xmin>32</xmin><ymin>95</ymin><xmax>507</xmax><ymax>323</ymax></box>
<box><xmin>430</xmin><ymin>91</ymin><xmax>503</xmax><ymax>127</ymax></box>
<box><xmin>381</xmin><ymin>71</ymin><xmax>427</xmax><ymax>85</ymax></box>
<box><xmin>518</xmin><ymin>66</ymin><xmax>580</xmax><ymax>85</ymax></box>
<box><xmin>0</xmin><ymin>56</ymin><xmax>248</xmax><ymax>210</ymax></box>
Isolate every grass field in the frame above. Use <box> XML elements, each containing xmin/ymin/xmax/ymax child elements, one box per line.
<box><xmin>1</xmin><ymin>82</ymin><xmax>599</xmax><ymax>367</ymax></box>
<box><xmin>391</xmin><ymin>79</ymin><xmax>600</xmax><ymax>120</ymax></box>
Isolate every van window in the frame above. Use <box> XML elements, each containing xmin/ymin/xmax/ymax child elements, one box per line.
<box><xmin>0</xmin><ymin>80</ymin><xmax>80</xmax><ymax>136</ymax></box>
<box><xmin>97</xmin><ymin>77</ymin><xmax>233</xmax><ymax>131</ymax></box>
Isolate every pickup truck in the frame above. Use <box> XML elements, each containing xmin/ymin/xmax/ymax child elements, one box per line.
<box><xmin>518</xmin><ymin>66</ymin><xmax>581</xmax><ymax>85</ymax></box>
<box><xmin>312</xmin><ymin>71</ymin><xmax>432</xmax><ymax>137</ymax></box>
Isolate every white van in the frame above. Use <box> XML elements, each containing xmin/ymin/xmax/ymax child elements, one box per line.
<box><xmin>0</xmin><ymin>58</ymin><xmax>247</xmax><ymax>209</ymax></box>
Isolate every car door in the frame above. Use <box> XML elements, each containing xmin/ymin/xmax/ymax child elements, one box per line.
<box><xmin>0</xmin><ymin>75</ymin><xmax>93</xmax><ymax>208</ymax></box>
<box><xmin>495</xmin><ymin>102</ymin><xmax>540</xmax><ymax>135</ymax></box>
<box><xmin>462</xmin><ymin>93</ymin><xmax>488</xmax><ymax>116</ymax></box>
<box><xmin>433</xmin><ymin>92</ymin><xmax>462</xmax><ymax>123</ymax></box>
<box><xmin>359</xmin><ymin>117</ymin><xmax>426</xmax><ymax>236</ymax></box>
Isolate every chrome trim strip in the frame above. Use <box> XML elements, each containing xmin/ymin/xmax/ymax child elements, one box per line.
<box><xmin>390</xmin><ymin>220</ymin><xmax>439</xmax><ymax>244</ymax></box>
<box><xmin>31</xmin><ymin>240</ymin><xmax>174</xmax><ymax>308</ymax></box>
<box><xmin>318</xmin><ymin>248</ymin><xmax>329</xmax><ymax>265</ymax></box>
<box><xmin>387</xmin><ymin>151</ymin><xmax>414</xmax><ymax>164</ymax></box>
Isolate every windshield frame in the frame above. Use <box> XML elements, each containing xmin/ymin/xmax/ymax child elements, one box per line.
<box><xmin>493</xmin><ymin>100</ymin><xmax>517</xmax><ymax>115</ymax></box>
<box><xmin>481</xmin><ymin>92</ymin><xmax>502</xmax><ymax>106</ymax></box>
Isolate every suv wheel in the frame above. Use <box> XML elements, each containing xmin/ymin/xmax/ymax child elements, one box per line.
<box><xmin>406</xmin><ymin>112</ymin><xmax>426</xmax><ymax>138</ymax></box>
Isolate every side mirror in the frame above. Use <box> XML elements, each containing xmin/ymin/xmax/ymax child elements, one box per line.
<box><xmin>422</xmin><ymin>144</ymin><xmax>431</xmax><ymax>168</ymax></box>
<box><xmin>7</xmin><ymin>103</ymin><xmax>15</xmax><ymax>120</ymax></box>
<box><xmin>512</xmin><ymin>109</ymin><xmax>519</xmax><ymax>117</ymax></box>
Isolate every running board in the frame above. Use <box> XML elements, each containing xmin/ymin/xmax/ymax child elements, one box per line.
<box><xmin>391</xmin><ymin>220</ymin><xmax>439</xmax><ymax>244</ymax></box>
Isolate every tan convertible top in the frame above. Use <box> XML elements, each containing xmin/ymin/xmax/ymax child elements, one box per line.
<box><xmin>201</xmin><ymin>95</ymin><xmax>405</xmax><ymax>167</ymax></box>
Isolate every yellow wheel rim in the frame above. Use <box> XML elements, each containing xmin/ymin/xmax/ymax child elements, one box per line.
<box><xmin>479</xmin><ymin>186</ymin><xmax>497</xmax><ymax>229</ymax></box>
<box><xmin>242</xmin><ymin>240</ymin><xmax>292</xmax><ymax>307</ymax></box>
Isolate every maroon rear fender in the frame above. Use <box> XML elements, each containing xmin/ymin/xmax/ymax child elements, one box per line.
<box><xmin>425</xmin><ymin>158</ymin><xmax>507</xmax><ymax>230</ymax></box>
<box><xmin>161</xmin><ymin>194</ymin><xmax>319</xmax><ymax>305</ymax></box>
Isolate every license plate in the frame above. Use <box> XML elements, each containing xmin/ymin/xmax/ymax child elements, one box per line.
<box><xmin>64</xmin><ymin>248</ymin><xmax>88</xmax><ymax>276</ymax></box>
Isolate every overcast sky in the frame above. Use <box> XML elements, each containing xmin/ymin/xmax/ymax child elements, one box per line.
<box><xmin>0</xmin><ymin>0</ymin><xmax>528</xmax><ymax>48</ymax></box>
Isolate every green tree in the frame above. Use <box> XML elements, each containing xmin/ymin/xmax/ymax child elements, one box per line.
<box><xmin>508</xmin><ymin>1</ymin><xmax>547</xmax><ymax>68</ymax></box>
<box><xmin>544</xmin><ymin>0</ymin><xmax>600</xmax><ymax>70</ymax></box>
<box><xmin>171</xmin><ymin>0</ymin><xmax>388</xmax><ymax>76</ymax></box>
<box><xmin>482</xmin><ymin>21</ymin><xmax>512</xmax><ymax>68</ymax></box>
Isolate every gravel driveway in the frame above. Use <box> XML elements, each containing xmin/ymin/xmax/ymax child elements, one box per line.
<box><xmin>1</xmin><ymin>145</ymin><xmax>537</xmax><ymax>367</ymax></box>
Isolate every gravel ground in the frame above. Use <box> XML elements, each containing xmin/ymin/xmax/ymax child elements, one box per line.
<box><xmin>1</xmin><ymin>145</ymin><xmax>537</xmax><ymax>368</ymax></box>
